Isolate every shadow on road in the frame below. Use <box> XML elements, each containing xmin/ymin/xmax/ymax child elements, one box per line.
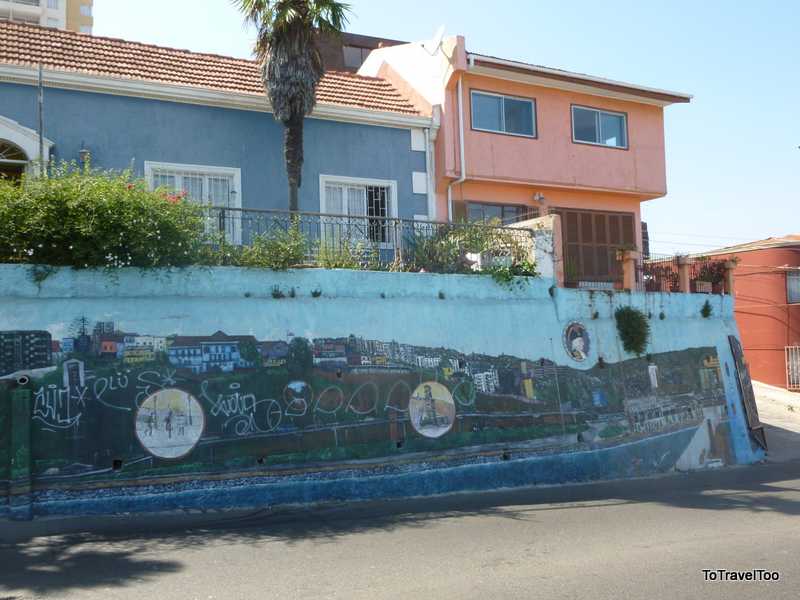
<box><xmin>3</xmin><ymin>455</ymin><xmax>800</xmax><ymax>597</ymax></box>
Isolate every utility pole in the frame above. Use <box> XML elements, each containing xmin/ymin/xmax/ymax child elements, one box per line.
<box><xmin>38</xmin><ymin>63</ymin><xmax>44</xmax><ymax>177</ymax></box>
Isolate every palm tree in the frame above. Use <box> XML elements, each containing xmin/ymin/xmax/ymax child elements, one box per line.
<box><xmin>236</xmin><ymin>0</ymin><xmax>350</xmax><ymax>213</ymax></box>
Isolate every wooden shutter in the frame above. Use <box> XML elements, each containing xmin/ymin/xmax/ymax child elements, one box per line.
<box><xmin>554</xmin><ymin>208</ymin><xmax>636</xmax><ymax>285</ymax></box>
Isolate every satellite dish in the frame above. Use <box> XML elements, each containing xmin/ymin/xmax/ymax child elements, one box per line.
<box><xmin>423</xmin><ymin>25</ymin><xmax>445</xmax><ymax>55</ymax></box>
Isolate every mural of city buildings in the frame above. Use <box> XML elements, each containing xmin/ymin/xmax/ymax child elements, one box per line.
<box><xmin>0</xmin><ymin>317</ymin><xmax>732</xmax><ymax>481</ymax></box>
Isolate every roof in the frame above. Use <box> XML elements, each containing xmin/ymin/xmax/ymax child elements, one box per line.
<box><xmin>468</xmin><ymin>52</ymin><xmax>692</xmax><ymax>105</ymax></box>
<box><xmin>171</xmin><ymin>331</ymin><xmax>257</xmax><ymax>347</ymax></box>
<box><xmin>0</xmin><ymin>22</ymin><xmax>421</xmax><ymax>116</ymax></box>
<box><xmin>696</xmin><ymin>235</ymin><xmax>800</xmax><ymax>256</ymax></box>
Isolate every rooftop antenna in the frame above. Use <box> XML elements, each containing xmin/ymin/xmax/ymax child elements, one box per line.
<box><xmin>423</xmin><ymin>26</ymin><xmax>445</xmax><ymax>55</ymax></box>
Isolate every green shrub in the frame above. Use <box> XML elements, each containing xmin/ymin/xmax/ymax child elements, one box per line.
<box><xmin>239</xmin><ymin>222</ymin><xmax>307</xmax><ymax>270</ymax></box>
<box><xmin>317</xmin><ymin>239</ymin><xmax>378</xmax><ymax>270</ymax></box>
<box><xmin>700</xmin><ymin>299</ymin><xmax>713</xmax><ymax>318</ymax></box>
<box><xmin>0</xmin><ymin>164</ymin><xmax>205</xmax><ymax>268</ymax></box>
<box><xmin>614</xmin><ymin>306</ymin><xmax>650</xmax><ymax>356</ymax></box>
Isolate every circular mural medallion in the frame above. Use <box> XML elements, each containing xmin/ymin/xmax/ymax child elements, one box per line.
<box><xmin>563</xmin><ymin>321</ymin><xmax>590</xmax><ymax>362</ymax></box>
<box><xmin>409</xmin><ymin>381</ymin><xmax>456</xmax><ymax>438</ymax></box>
<box><xmin>135</xmin><ymin>388</ymin><xmax>205</xmax><ymax>459</ymax></box>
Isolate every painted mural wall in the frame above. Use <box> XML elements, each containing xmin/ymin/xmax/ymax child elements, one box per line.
<box><xmin>0</xmin><ymin>265</ymin><xmax>764</xmax><ymax>518</ymax></box>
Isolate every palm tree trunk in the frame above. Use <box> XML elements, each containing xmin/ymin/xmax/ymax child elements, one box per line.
<box><xmin>284</xmin><ymin>112</ymin><xmax>304</xmax><ymax>213</ymax></box>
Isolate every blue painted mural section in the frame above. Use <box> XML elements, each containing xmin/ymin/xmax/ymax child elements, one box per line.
<box><xmin>0</xmin><ymin>266</ymin><xmax>765</xmax><ymax>519</ymax></box>
<box><xmin>0</xmin><ymin>82</ymin><xmax>429</xmax><ymax>217</ymax></box>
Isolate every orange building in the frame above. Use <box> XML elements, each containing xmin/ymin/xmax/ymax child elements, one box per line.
<box><xmin>701</xmin><ymin>236</ymin><xmax>800</xmax><ymax>389</ymax></box>
<box><xmin>360</xmin><ymin>34</ymin><xmax>691</xmax><ymax>288</ymax></box>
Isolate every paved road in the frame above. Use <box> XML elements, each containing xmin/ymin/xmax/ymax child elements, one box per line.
<box><xmin>2</xmin><ymin>387</ymin><xmax>799</xmax><ymax>600</ymax></box>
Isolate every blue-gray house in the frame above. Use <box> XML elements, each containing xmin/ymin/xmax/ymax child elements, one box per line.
<box><xmin>0</xmin><ymin>22</ymin><xmax>437</xmax><ymax>232</ymax></box>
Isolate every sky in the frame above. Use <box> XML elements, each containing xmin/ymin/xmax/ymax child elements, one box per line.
<box><xmin>93</xmin><ymin>0</ymin><xmax>799</xmax><ymax>255</ymax></box>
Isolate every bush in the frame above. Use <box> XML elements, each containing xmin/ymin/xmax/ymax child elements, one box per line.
<box><xmin>0</xmin><ymin>165</ymin><xmax>206</xmax><ymax>268</ymax></box>
<box><xmin>614</xmin><ymin>306</ymin><xmax>650</xmax><ymax>356</ymax></box>
<box><xmin>239</xmin><ymin>222</ymin><xmax>308</xmax><ymax>270</ymax></box>
<box><xmin>317</xmin><ymin>239</ymin><xmax>379</xmax><ymax>270</ymax></box>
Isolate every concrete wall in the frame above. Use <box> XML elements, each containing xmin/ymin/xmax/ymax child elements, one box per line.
<box><xmin>0</xmin><ymin>265</ymin><xmax>764</xmax><ymax>519</ymax></box>
<box><xmin>0</xmin><ymin>82</ymin><xmax>429</xmax><ymax>217</ymax></box>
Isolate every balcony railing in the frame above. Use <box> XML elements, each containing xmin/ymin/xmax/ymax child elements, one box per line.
<box><xmin>639</xmin><ymin>254</ymin><xmax>728</xmax><ymax>294</ymax></box>
<box><xmin>204</xmin><ymin>207</ymin><xmax>535</xmax><ymax>273</ymax></box>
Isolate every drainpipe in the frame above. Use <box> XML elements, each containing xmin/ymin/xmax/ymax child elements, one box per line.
<box><xmin>424</xmin><ymin>127</ymin><xmax>435</xmax><ymax>220</ymax></box>
<box><xmin>446</xmin><ymin>74</ymin><xmax>467</xmax><ymax>222</ymax></box>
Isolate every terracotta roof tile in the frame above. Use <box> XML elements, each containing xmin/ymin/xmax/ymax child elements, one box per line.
<box><xmin>0</xmin><ymin>22</ymin><xmax>421</xmax><ymax>116</ymax></box>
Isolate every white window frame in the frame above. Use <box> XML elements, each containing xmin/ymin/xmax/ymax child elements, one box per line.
<box><xmin>470</xmin><ymin>90</ymin><xmax>537</xmax><ymax>138</ymax></box>
<box><xmin>144</xmin><ymin>161</ymin><xmax>242</xmax><ymax>244</ymax></box>
<box><xmin>571</xmin><ymin>105</ymin><xmax>629</xmax><ymax>149</ymax></box>
<box><xmin>319</xmin><ymin>174</ymin><xmax>399</xmax><ymax>248</ymax></box>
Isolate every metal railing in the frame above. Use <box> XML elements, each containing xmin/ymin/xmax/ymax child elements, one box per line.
<box><xmin>204</xmin><ymin>207</ymin><xmax>534</xmax><ymax>272</ymax></box>
<box><xmin>639</xmin><ymin>254</ymin><xmax>728</xmax><ymax>294</ymax></box>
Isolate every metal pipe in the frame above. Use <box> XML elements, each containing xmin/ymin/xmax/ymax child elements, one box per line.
<box><xmin>446</xmin><ymin>74</ymin><xmax>467</xmax><ymax>222</ymax></box>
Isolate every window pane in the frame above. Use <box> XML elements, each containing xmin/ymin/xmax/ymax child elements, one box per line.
<box><xmin>573</xmin><ymin>107</ymin><xmax>598</xmax><ymax>143</ymax></box>
<box><xmin>467</xmin><ymin>203</ymin><xmax>485</xmax><ymax>222</ymax></box>
<box><xmin>789</xmin><ymin>273</ymin><xmax>800</xmax><ymax>304</ymax></box>
<box><xmin>504</xmin><ymin>98</ymin><xmax>534</xmax><ymax>136</ymax></box>
<box><xmin>342</xmin><ymin>46</ymin><xmax>363</xmax><ymax>69</ymax></box>
<box><xmin>152</xmin><ymin>173</ymin><xmax>176</xmax><ymax>191</ymax></box>
<box><xmin>600</xmin><ymin>112</ymin><xmax>626</xmax><ymax>147</ymax></box>
<box><xmin>182</xmin><ymin>175</ymin><xmax>204</xmax><ymax>203</ymax></box>
<box><xmin>208</xmin><ymin>176</ymin><xmax>231</xmax><ymax>207</ymax></box>
<box><xmin>472</xmin><ymin>93</ymin><xmax>502</xmax><ymax>132</ymax></box>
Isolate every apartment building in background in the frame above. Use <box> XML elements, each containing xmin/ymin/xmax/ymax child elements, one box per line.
<box><xmin>0</xmin><ymin>0</ymin><xmax>92</xmax><ymax>33</ymax></box>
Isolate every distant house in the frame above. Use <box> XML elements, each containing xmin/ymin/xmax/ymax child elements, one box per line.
<box><xmin>168</xmin><ymin>331</ymin><xmax>257</xmax><ymax>374</ymax></box>
<box><xmin>698</xmin><ymin>235</ymin><xmax>800</xmax><ymax>389</ymax></box>
<box><xmin>258</xmin><ymin>341</ymin><xmax>289</xmax><ymax>368</ymax></box>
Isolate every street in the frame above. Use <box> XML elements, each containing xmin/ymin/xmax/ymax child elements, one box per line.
<box><xmin>2</xmin><ymin>385</ymin><xmax>800</xmax><ymax>600</ymax></box>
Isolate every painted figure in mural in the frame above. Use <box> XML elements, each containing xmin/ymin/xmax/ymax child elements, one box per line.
<box><xmin>419</xmin><ymin>385</ymin><xmax>442</xmax><ymax>427</ymax></box>
<box><xmin>145</xmin><ymin>408</ymin><xmax>156</xmax><ymax>437</ymax></box>
<box><xmin>409</xmin><ymin>382</ymin><xmax>456</xmax><ymax>438</ymax></box>
<box><xmin>563</xmin><ymin>322</ymin><xmax>590</xmax><ymax>362</ymax></box>
<box><xmin>164</xmin><ymin>409</ymin><xmax>173</xmax><ymax>439</ymax></box>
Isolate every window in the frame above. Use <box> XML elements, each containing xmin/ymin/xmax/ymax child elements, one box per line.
<box><xmin>80</xmin><ymin>4</ymin><xmax>92</xmax><ymax>16</ymax></box>
<box><xmin>47</xmin><ymin>0</ymin><xmax>59</xmax><ymax>9</ymax></box>
<box><xmin>571</xmin><ymin>106</ymin><xmax>628</xmax><ymax>148</ymax></box>
<box><xmin>320</xmin><ymin>175</ymin><xmax>398</xmax><ymax>244</ymax></box>
<box><xmin>145</xmin><ymin>161</ymin><xmax>242</xmax><ymax>243</ymax></box>
<box><xmin>471</xmin><ymin>91</ymin><xmax>535</xmax><ymax>137</ymax></box>
<box><xmin>789</xmin><ymin>272</ymin><xmax>800</xmax><ymax>304</ymax></box>
<box><xmin>79</xmin><ymin>25</ymin><xmax>92</xmax><ymax>33</ymax></box>
<box><xmin>47</xmin><ymin>18</ymin><xmax>59</xmax><ymax>28</ymax></box>
<box><xmin>342</xmin><ymin>45</ymin><xmax>371</xmax><ymax>69</ymax></box>
<box><xmin>467</xmin><ymin>202</ymin><xmax>539</xmax><ymax>224</ymax></box>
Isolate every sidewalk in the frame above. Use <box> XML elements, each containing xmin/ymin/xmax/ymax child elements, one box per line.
<box><xmin>754</xmin><ymin>381</ymin><xmax>800</xmax><ymax>463</ymax></box>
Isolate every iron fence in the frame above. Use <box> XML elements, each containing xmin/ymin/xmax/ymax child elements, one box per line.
<box><xmin>204</xmin><ymin>207</ymin><xmax>535</xmax><ymax>272</ymax></box>
<box><xmin>638</xmin><ymin>254</ymin><xmax>728</xmax><ymax>294</ymax></box>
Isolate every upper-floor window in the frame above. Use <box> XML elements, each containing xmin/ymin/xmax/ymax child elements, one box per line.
<box><xmin>80</xmin><ymin>4</ymin><xmax>92</xmax><ymax>16</ymax></box>
<box><xmin>572</xmin><ymin>105</ymin><xmax>628</xmax><ymax>149</ymax></box>
<box><xmin>342</xmin><ymin>45</ymin><xmax>371</xmax><ymax>69</ymax></box>
<box><xmin>47</xmin><ymin>0</ymin><xmax>59</xmax><ymax>9</ymax></box>
<box><xmin>788</xmin><ymin>272</ymin><xmax>800</xmax><ymax>304</ymax></box>
<box><xmin>471</xmin><ymin>91</ymin><xmax>536</xmax><ymax>138</ymax></box>
<box><xmin>467</xmin><ymin>202</ymin><xmax>539</xmax><ymax>224</ymax></box>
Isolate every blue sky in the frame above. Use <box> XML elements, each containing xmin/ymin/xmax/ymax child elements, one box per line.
<box><xmin>94</xmin><ymin>0</ymin><xmax>799</xmax><ymax>254</ymax></box>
